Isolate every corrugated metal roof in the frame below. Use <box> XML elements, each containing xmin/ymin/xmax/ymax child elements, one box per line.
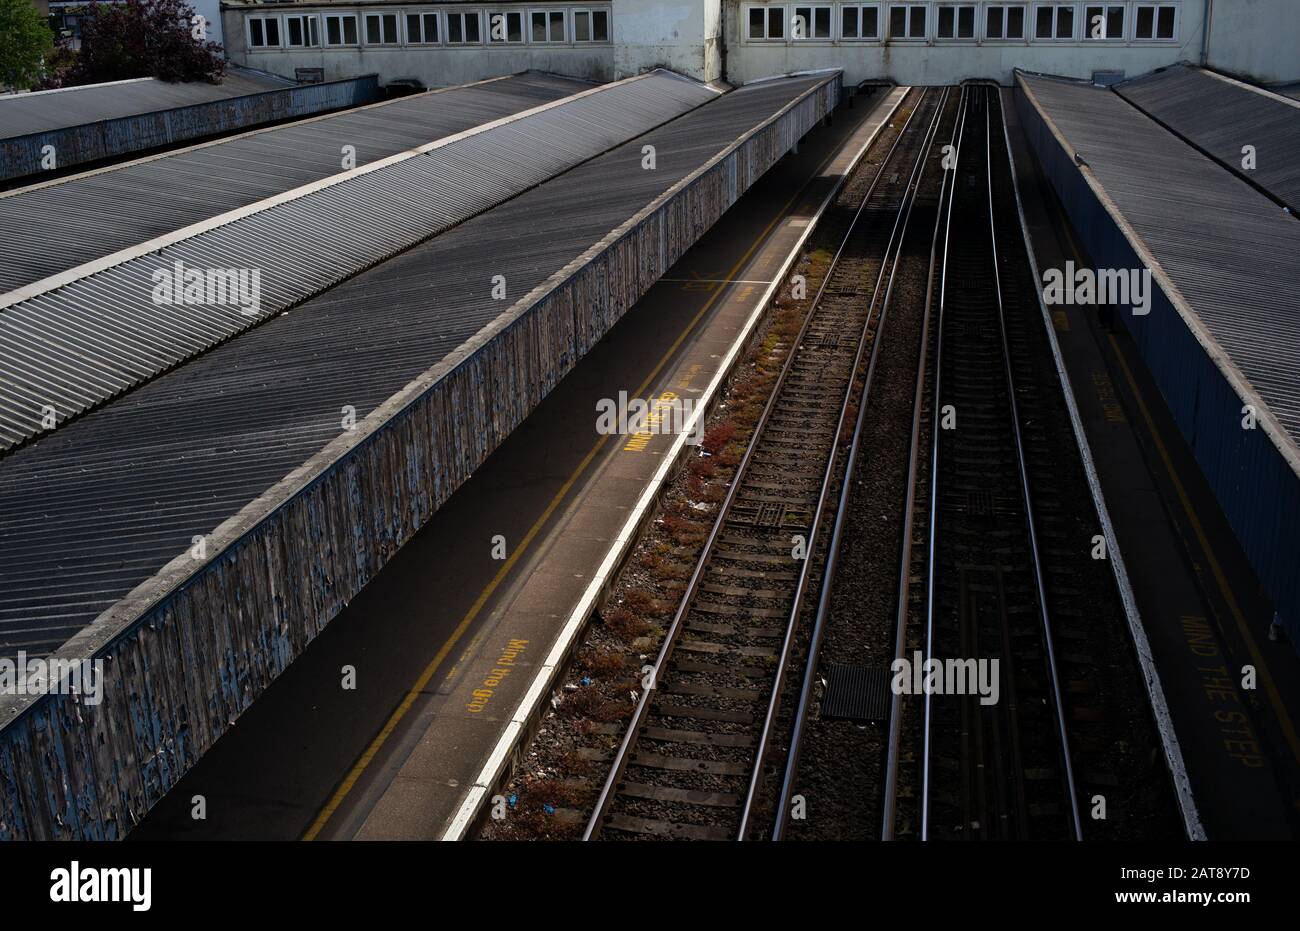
<box><xmin>0</xmin><ymin>72</ymin><xmax>592</xmax><ymax>292</ymax></box>
<box><xmin>1018</xmin><ymin>72</ymin><xmax>1300</xmax><ymax>457</ymax></box>
<box><xmin>0</xmin><ymin>75</ymin><xmax>826</xmax><ymax>660</ymax></box>
<box><xmin>1116</xmin><ymin>64</ymin><xmax>1300</xmax><ymax>213</ymax></box>
<box><xmin>0</xmin><ymin>69</ymin><xmax>295</xmax><ymax>139</ymax></box>
<box><xmin>0</xmin><ymin>71</ymin><xmax>716</xmax><ymax>454</ymax></box>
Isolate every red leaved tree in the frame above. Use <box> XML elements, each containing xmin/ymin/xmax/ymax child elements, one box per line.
<box><xmin>68</xmin><ymin>0</ymin><xmax>225</xmax><ymax>85</ymax></box>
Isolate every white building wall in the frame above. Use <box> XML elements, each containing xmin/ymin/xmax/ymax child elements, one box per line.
<box><xmin>220</xmin><ymin>0</ymin><xmax>1296</xmax><ymax>88</ymax></box>
<box><xmin>1206</xmin><ymin>0</ymin><xmax>1300</xmax><ymax>84</ymax></box>
<box><xmin>612</xmin><ymin>0</ymin><xmax>722</xmax><ymax>80</ymax></box>
<box><xmin>195</xmin><ymin>0</ymin><xmax>224</xmax><ymax>47</ymax></box>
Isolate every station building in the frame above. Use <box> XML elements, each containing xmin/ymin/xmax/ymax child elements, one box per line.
<box><xmin>220</xmin><ymin>0</ymin><xmax>1299</xmax><ymax>88</ymax></box>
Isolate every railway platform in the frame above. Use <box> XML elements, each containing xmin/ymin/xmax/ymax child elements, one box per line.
<box><xmin>1004</xmin><ymin>89</ymin><xmax>1300</xmax><ymax>840</ymax></box>
<box><xmin>127</xmin><ymin>85</ymin><xmax>907</xmax><ymax>841</ymax></box>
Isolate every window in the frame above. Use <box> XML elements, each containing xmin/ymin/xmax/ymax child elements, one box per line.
<box><xmin>936</xmin><ymin>4</ymin><xmax>975</xmax><ymax>38</ymax></box>
<box><xmin>574</xmin><ymin>9</ymin><xmax>609</xmax><ymax>42</ymax></box>
<box><xmin>1083</xmin><ymin>4</ymin><xmax>1123</xmax><ymax>39</ymax></box>
<box><xmin>985</xmin><ymin>4</ymin><xmax>1026</xmax><ymax>38</ymax></box>
<box><xmin>1134</xmin><ymin>3</ymin><xmax>1176</xmax><ymax>39</ymax></box>
<box><xmin>446</xmin><ymin>10</ymin><xmax>482</xmax><ymax>43</ymax></box>
<box><xmin>285</xmin><ymin>13</ymin><xmax>319</xmax><ymax>48</ymax></box>
<box><xmin>840</xmin><ymin>4</ymin><xmax>881</xmax><ymax>39</ymax></box>
<box><xmin>791</xmin><ymin>5</ymin><xmax>831</xmax><ymax>38</ymax></box>
<box><xmin>406</xmin><ymin>12</ymin><xmax>440</xmax><ymax>44</ymax></box>
<box><xmin>747</xmin><ymin>5</ymin><xmax>785</xmax><ymax>39</ymax></box>
<box><xmin>248</xmin><ymin>15</ymin><xmax>280</xmax><ymax>48</ymax></box>
<box><xmin>364</xmin><ymin>12</ymin><xmax>399</xmax><ymax>45</ymax></box>
<box><xmin>1035</xmin><ymin>3</ymin><xmax>1075</xmax><ymax>39</ymax></box>
<box><xmin>324</xmin><ymin>13</ymin><xmax>358</xmax><ymax>46</ymax></box>
<box><xmin>530</xmin><ymin>10</ymin><xmax>566</xmax><ymax>42</ymax></box>
<box><xmin>888</xmin><ymin>4</ymin><xmax>927</xmax><ymax>39</ymax></box>
<box><xmin>487</xmin><ymin>10</ymin><xmax>524</xmax><ymax>42</ymax></box>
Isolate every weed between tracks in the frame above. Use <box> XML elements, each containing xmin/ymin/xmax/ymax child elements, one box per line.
<box><xmin>478</xmin><ymin>249</ymin><xmax>836</xmax><ymax>840</ymax></box>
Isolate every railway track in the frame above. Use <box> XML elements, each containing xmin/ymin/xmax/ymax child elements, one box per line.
<box><xmin>765</xmin><ymin>84</ymin><xmax>1179</xmax><ymax>843</ymax></box>
<box><xmin>913</xmin><ymin>85</ymin><xmax>1081</xmax><ymax>841</ymax></box>
<box><xmin>582</xmin><ymin>85</ymin><xmax>952</xmax><ymax>841</ymax></box>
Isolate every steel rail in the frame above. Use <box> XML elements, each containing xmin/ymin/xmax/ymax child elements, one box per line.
<box><xmin>582</xmin><ymin>86</ymin><xmax>940</xmax><ymax>841</ymax></box>
<box><xmin>918</xmin><ymin>84</ymin><xmax>975</xmax><ymax>841</ymax></box>
<box><xmin>879</xmin><ymin>83</ymin><xmax>973</xmax><ymax>842</ymax></box>
<box><xmin>741</xmin><ymin>84</ymin><xmax>954</xmax><ymax>840</ymax></box>
<box><xmin>770</xmin><ymin>85</ymin><xmax>963</xmax><ymax>842</ymax></box>
<box><xmin>981</xmin><ymin>87</ymin><xmax>1083</xmax><ymax>839</ymax></box>
<box><xmin>918</xmin><ymin>85</ymin><xmax>1082</xmax><ymax>840</ymax></box>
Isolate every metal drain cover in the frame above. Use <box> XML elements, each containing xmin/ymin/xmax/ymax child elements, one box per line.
<box><xmin>821</xmin><ymin>663</ymin><xmax>891</xmax><ymax>722</ymax></box>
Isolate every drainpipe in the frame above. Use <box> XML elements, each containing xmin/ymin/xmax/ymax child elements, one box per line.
<box><xmin>1200</xmin><ymin>0</ymin><xmax>1213</xmax><ymax>66</ymax></box>
<box><xmin>719</xmin><ymin>0</ymin><xmax>728</xmax><ymax>84</ymax></box>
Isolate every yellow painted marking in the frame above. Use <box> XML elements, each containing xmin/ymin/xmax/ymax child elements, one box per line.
<box><xmin>302</xmin><ymin>139</ymin><xmax>841</xmax><ymax>840</ymax></box>
<box><xmin>1107</xmin><ymin>334</ymin><xmax>1300</xmax><ymax>769</ymax></box>
<box><xmin>466</xmin><ymin>638</ymin><xmax>529</xmax><ymax>714</ymax></box>
<box><xmin>1091</xmin><ymin>370</ymin><xmax>1126</xmax><ymax>424</ymax></box>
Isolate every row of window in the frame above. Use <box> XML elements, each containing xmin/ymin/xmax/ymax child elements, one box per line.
<box><xmin>247</xmin><ymin>7</ymin><xmax>611</xmax><ymax>50</ymax></box>
<box><xmin>746</xmin><ymin>2</ymin><xmax>1180</xmax><ymax>42</ymax></box>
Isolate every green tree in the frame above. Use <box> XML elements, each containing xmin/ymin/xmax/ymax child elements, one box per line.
<box><xmin>0</xmin><ymin>0</ymin><xmax>54</xmax><ymax>90</ymax></box>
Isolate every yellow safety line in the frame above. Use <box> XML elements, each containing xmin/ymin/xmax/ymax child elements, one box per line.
<box><xmin>302</xmin><ymin>138</ymin><xmax>845</xmax><ymax>840</ymax></box>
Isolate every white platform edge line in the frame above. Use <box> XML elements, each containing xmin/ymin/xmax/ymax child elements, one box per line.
<box><xmin>999</xmin><ymin>90</ymin><xmax>1206</xmax><ymax>841</ymax></box>
<box><xmin>439</xmin><ymin>85</ymin><xmax>911</xmax><ymax>841</ymax></box>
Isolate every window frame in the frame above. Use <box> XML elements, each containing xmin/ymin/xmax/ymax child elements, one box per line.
<box><xmin>572</xmin><ymin>8</ymin><xmax>610</xmax><ymax>43</ymax></box>
<box><xmin>1082</xmin><ymin>3</ymin><xmax>1125</xmax><ymax>40</ymax></box>
<box><xmin>247</xmin><ymin>14</ymin><xmax>282</xmax><ymax>50</ymax></box>
<box><xmin>486</xmin><ymin>9</ymin><xmax>526</xmax><ymax>43</ymax></box>
<box><xmin>284</xmin><ymin>12</ymin><xmax>320</xmax><ymax>48</ymax></box>
<box><xmin>405</xmin><ymin>10</ymin><xmax>441</xmax><ymax>45</ymax></box>
<box><xmin>839</xmin><ymin>3</ymin><xmax>882</xmax><ymax>41</ymax></box>
<box><xmin>790</xmin><ymin>4</ymin><xmax>833</xmax><ymax>40</ymax></box>
<box><xmin>1133</xmin><ymin>2</ymin><xmax>1179</xmax><ymax>41</ymax></box>
<box><xmin>323</xmin><ymin>12</ymin><xmax>359</xmax><ymax>47</ymax></box>
<box><xmin>529</xmin><ymin>9</ymin><xmax>568</xmax><ymax>43</ymax></box>
<box><xmin>887</xmin><ymin>3</ymin><xmax>928</xmax><ymax>41</ymax></box>
<box><xmin>745</xmin><ymin>4</ymin><xmax>787</xmax><ymax>41</ymax></box>
<box><xmin>363</xmin><ymin>11</ymin><xmax>400</xmax><ymax>46</ymax></box>
<box><xmin>935</xmin><ymin>3</ymin><xmax>977</xmax><ymax>41</ymax></box>
<box><xmin>984</xmin><ymin>3</ymin><xmax>1028</xmax><ymax>40</ymax></box>
<box><xmin>1033</xmin><ymin>3</ymin><xmax>1077</xmax><ymax>41</ymax></box>
<box><xmin>445</xmin><ymin>9</ymin><xmax>484</xmax><ymax>44</ymax></box>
